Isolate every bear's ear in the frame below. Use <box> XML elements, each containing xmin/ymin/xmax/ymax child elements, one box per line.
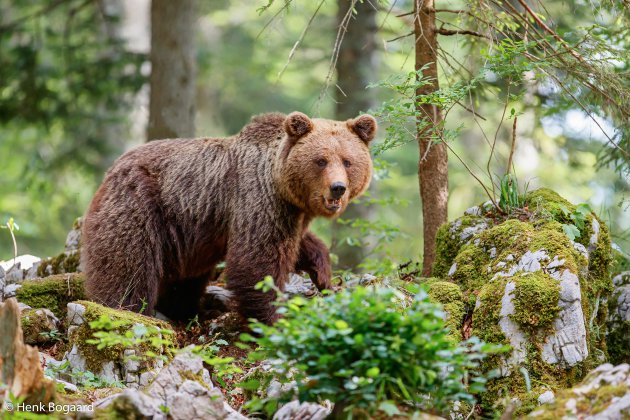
<box><xmin>348</xmin><ymin>114</ymin><xmax>377</xmax><ymax>144</ymax></box>
<box><xmin>284</xmin><ymin>112</ymin><xmax>314</xmax><ymax>140</ymax></box>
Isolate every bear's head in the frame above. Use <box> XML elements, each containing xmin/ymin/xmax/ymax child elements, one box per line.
<box><xmin>276</xmin><ymin>111</ymin><xmax>376</xmax><ymax>218</ymax></box>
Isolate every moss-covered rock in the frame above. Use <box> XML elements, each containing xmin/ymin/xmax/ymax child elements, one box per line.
<box><xmin>61</xmin><ymin>300</ymin><xmax>175</xmax><ymax>388</ymax></box>
<box><xmin>36</xmin><ymin>250</ymin><xmax>81</xmax><ymax>277</ymax></box>
<box><xmin>434</xmin><ymin>188</ymin><xmax>614</xmax><ymax>415</ymax></box>
<box><xmin>527</xmin><ymin>363</ymin><xmax>630</xmax><ymax>419</ymax></box>
<box><xmin>421</xmin><ymin>279</ymin><xmax>465</xmax><ymax>341</ymax></box>
<box><xmin>433</xmin><ymin>213</ymin><xmax>491</xmax><ymax>278</ymax></box>
<box><xmin>21</xmin><ymin>307</ymin><xmax>61</xmax><ymax>345</ymax></box>
<box><xmin>15</xmin><ymin>274</ymin><xmax>85</xmax><ymax>318</ymax></box>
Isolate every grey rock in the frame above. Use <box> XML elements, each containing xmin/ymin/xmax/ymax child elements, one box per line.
<box><xmin>97</xmin><ymin>388</ymin><xmax>166</xmax><ymax>420</ymax></box>
<box><xmin>124</xmin><ymin>349</ymin><xmax>140</xmax><ymax>372</ymax></box>
<box><xmin>285</xmin><ymin>273</ymin><xmax>316</xmax><ymax>296</ymax></box>
<box><xmin>613</xmin><ymin>271</ymin><xmax>630</xmax><ymax>288</ymax></box>
<box><xmin>459</xmin><ymin>222</ymin><xmax>488</xmax><ymax>243</ymax></box>
<box><xmin>166</xmin><ymin>380</ymin><xmax>226</xmax><ymax>420</ymax></box>
<box><xmin>24</xmin><ymin>262</ymin><xmax>40</xmax><ymax>280</ymax></box>
<box><xmin>17</xmin><ymin>302</ymin><xmax>31</xmax><ymax>312</ymax></box>
<box><xmin>542</xmin><ymin>269</ymin><xmax>588</xmax><ymax>367</ymax></box>
<box><xmin>148</xmin><ymin>349</ymin><xmax>213</xmax><ymax>402</ymax></box>
<box><xmin>464</xmin><ymin>206</ymin><xmax>482</xmax><ymax>216</ymax></box>
<box><xmin>65</xmin><ymin>344</ymin><xmax>87</xmax><ymax>373</ymax></box>
<box><xmin>4</xmin><ymin>263</ymin><xmax>24</xmax><ymax>284</ymax></box>
<box><xmin>139</xmin><ymin>370</ymin><xmax>157</xmax><ymax>387</ymax></box>
<box><xmin>100</xmin><ymin>361</ymin><xmax>121</xmax><ymax>384</ymax></box>
<box><xmin>538</xmin><ymin>390</ymin><xmax>555</xmax><ymax>405</ymax></box>
<box><xmin>447</xmin><ymin>263</ymin><xmax>457</xmax><ymax>277</ymax></box>
<box><xmin>497</xmin><ymin>280</ymin><xmax>528</xmax><ymax>374</ymax></box>
<box><xmin>273</xmin><ymin>400</ymin><xmax>330</xmax><ymax>420</ymax></box>
<box><xmin>3</xmin><ymin>283</ymin><xmax>21</xmax><ymax>298</ymax></box>
<box><xmin>489</xmin><ymin>247</ymin><xmax>497</xmax><ymax>259</ymax></box>
<box><xmin>67</xmin><ymin>302</ymin><xmax>86</xmax><ymax>326</ymax></box>
<box><xmin>573</xmin><ymin>242</ymin><xmax>588</xmax><ymax>259</ymax></box>
<box><xmin>53</xmin><ymin>378</ymin><xmax>79</xmax><ymax>393</ymax></box>
<box><xmin>65</xmin><ymin>218</ymin><xmax>83</xmax><ymax>253</ymax></box>
<box><xmin>205</xmin><ymin>285</ymin><xmax>233</xmax><ymax>305</ymax></box>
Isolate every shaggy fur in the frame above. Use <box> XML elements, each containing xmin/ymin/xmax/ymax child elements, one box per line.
<box><xmin>82</xmin><ymin>112</ymin><xmax>376</xmax><ymax>323</ymax></box>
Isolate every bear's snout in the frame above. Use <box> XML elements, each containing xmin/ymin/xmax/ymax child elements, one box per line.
<box><xmin>330</xmin><ymin>182</ymin><xmax>347</xmax><ymax>199</ymax></box>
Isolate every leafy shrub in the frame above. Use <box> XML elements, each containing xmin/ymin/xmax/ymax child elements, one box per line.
<box><xmin>241</xmin><ymin>286</ymin><xmax>505</xmax><ymax>418</ymax></box>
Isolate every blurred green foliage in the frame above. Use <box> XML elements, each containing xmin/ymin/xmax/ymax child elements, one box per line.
<box><xmin>0</xmin><ymin>0</ymin><xmax>145</xmax><ymax>257</ymax></box>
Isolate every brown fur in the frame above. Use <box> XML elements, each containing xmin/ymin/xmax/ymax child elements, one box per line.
<box><xmin>82</xmin><ymin>112</ymin><xmax>376</xmax><ymax>323</ymax></box>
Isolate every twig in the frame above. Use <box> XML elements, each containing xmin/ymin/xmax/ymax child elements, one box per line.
<box><xmin>315</xmin><ymin>0</ymin><xmax>358</xmax><ymax>111</ymax></box>
<box><xmin>437</xmin><ymin>28</ymin><xmax>490</xmax><ymax>39</ymax></box>
<box><xmin>276</xmin><ymin>0</ymin><xmax>326</xmax><ymax>81</ymax></box>
<box><xmin>387</xmin><ymin>31</ymin><xmax>413</xmax><ymax>42</ymax></box>
<box><xmin>256</xmin><ymin>0</ymin><xmax>294</xmax><ymax>40</ymax></box>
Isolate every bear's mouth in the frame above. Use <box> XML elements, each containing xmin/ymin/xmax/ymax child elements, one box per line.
<box><xmin>323</xmin><ymin>197</ymin><xmax>342</xmax><ymax>212</ymax></box>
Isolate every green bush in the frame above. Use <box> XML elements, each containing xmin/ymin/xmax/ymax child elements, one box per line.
<box><xmin>242</xmin><ymin>286</ymin><xmax>505</xmax><ymax>418</ymax></box>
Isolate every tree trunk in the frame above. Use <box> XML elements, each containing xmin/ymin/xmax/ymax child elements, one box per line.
<box><xmin>414</xmin><ymin>0</ymin><xmax>448</xmax><ymax>276</ymax></box>
<box><xmin>147</xmin><ymin>0</ymin><xmax>197</xmax><ymax>141</ymax></box>
<box><xmin>333</xmin><ymin>0</ymin><xmax>378</xmax><ymax>270</ymax></box>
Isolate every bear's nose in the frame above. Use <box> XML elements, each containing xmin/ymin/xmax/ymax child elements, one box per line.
<box><xmin>330</xmin><ymin>182</ymin><xmax>347</xmax><ymax>199</ymax></box>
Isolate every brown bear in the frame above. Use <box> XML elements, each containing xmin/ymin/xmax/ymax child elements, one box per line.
<box><xmin>81</xmin><ymin>112</ymin><xmax>376</xmax><ymax>324</ymax></box>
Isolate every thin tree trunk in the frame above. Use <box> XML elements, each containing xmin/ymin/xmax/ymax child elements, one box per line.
<box><xmin>147</xmin><ymin>0</ymin><xmax>197</xmax><ymax>141</ymax></box>
<box><xmin>414</xmin><ymin>0</ymin><xmax>448</xmax><ymax>276</ymax></box>
<box><xmin>333</xmin><ymin>0</ymin><xmax>378</xmax><ymax>270</ymax></box>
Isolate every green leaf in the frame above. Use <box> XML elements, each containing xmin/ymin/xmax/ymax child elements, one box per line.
<box><xmin>366</xmin><ymin>367</ymin><xmax>380</xmax><ymax>378</ymax></box>
<box><xmin>562</xmin><ymin>223</ymin><xmax>580</xmax><ymax>240</ymax></box>
<box><xmin>378</xmin><ymin>401</ymin><xmax>401</xmax><ymax>416</ymax></box>
<box><xmin>334</xmin><ymin>320</ymin><xmax>349</xmax><ymax>330</ymax></box>
<box><xmin>236</xmin><ymin>379</ymin><xmax>261</xmax><ymax>391</ymax></box>
<box><xmin>575</xmin><ymin>203</ymin><xmax>592</xmax><ymax>216</ymax></box>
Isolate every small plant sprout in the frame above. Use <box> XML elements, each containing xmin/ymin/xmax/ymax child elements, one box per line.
<box><xmin>1</xmin><ymin>217</ymin><xmax>20</xmax><ymax>264</ymax></box>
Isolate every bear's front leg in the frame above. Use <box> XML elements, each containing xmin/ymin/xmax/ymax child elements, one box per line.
<box><xmin>295</xmin><ymin>231</ymin><xmax>333</xmax><ymax>291</ymax></box>
<box><xmin>225</xmin><ymin>241</ymin><xmax>297</xmax><ymax>325</ymax></box>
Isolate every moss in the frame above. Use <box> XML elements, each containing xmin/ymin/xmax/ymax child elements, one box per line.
<box><xmin>21</xmin><ymin>308</ymin><xmax>57</xmax><ymax>345</ymax></box>
<box><xmin>424</xmin><ymin>281</ymin><xmax>465</xmax><ymax>340</ymax></box>
<box><xmin>433</xmin><ymin>215</ymin><xmax>489</xmax><ymax>278</ymax></box>
<box><xmin>450</xmin><ymin>245</ymin><xmax>491</xmax><ymax>298</ymax></box>
<box><xmin>16</xmin><ymin>274</ymin><xmax>85</xmax><ymax>318</ymax></box>
<box><xmin>510</xmin><ymin>272</ymin><xmax>561</xmax><ymax>335</ymax></box>
<box><xmin>37</xmin><ymin>251</ymin><xmax>81</xmax><ymax>277</ymax></box>
<box><xmin>526</xmin><ymin>188</ymin><xmax>575</xmax><ymax>221</ymax></box>
<box><xmin>473</xmin><ymin>278</ymin><xmax>508</xmax><ymax>347</ymax></box>
<box><xmin>71</xmin><ymin>300</ymin><xmax>174</xmax><ymax>373</ymax></box>
<box><xmin>607</xmin><ymin>321</ymin><xmax>630</xmax><ymax>364</ymax></box>
<box><xmin>532</xmin><ymin>383</ymin><xmax>628</xmax><ymax>418</ymax></box>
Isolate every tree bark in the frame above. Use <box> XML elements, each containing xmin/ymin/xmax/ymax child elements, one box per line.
<box><xmin>147</xmin><ymin>0</ymin><xmax>197</xmax><ymax>141</ymax></box>
<box><xmin>414</xmin><ymin>0</ymin><xmax>448</xmax><ymax>276</ymax></box>
<box><xmin>333</xmin><ymin>0</ymin><xmax>378</xmax><ymax>270</ymax></box>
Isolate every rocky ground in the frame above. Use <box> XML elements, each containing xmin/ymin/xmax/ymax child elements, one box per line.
<box><xmin>0</xmin><ymin>188</ymin><xmax>628</xmax><ymax>419</ymax></box>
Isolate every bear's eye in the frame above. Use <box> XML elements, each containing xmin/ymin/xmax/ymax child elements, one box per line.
<box><xmin>343</xmin><ymin>159</ymin><xmax>352</xmax><ymax>168</ymax></box>
<box><xmin>316</xmin><ymin>158</ymin><xmax>328</xmax><ymax>168</ymax></box>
